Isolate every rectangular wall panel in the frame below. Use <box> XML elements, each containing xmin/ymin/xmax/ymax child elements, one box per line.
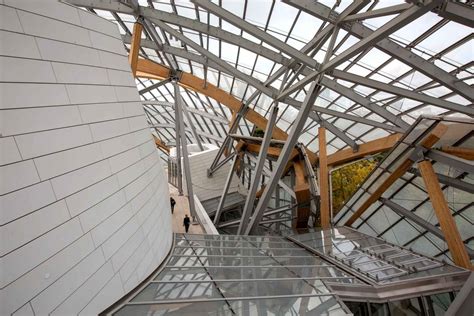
<box><xmin>0</xmin><ymin>2</ymin><xmax>172</xmax><ymax>315</ymax></box>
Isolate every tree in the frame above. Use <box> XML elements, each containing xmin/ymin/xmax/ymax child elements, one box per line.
<box><xmin>331</xmin><ymin>154</ymin><xmax>384</xmax><ymax>215</ymax></box>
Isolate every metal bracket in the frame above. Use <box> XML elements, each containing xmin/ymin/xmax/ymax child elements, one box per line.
<box><xmin>136</xmin><ymin>15</ymin><xmax>145</xmax><ymax>24</ymax></box>
<box><xmin>408</xmin><ymin>145</ymin><xmax>428</xmax><ymax>162</ymax></box>
<box><xmin>170</xmin><ymin>69</ymin><xmax>183</xmax><ymax>81</ymax></box>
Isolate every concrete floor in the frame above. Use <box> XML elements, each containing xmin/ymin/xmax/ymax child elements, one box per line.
<box><xmin>169</xmin><ymin>184</ymin><xmax>204</xmax><ymax>234</ymax></box>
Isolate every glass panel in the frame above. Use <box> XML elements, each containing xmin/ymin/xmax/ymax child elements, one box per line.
<box><xmin>215</xmin><ymin>279</ymin><xmax>330</xmax><ymax>298</ymax></box>
<box><xmin>388</xmin><ymin>298</ymin><xmax>423</xmax><ymax>316</ymax></box>
<box><xmin>230</xmin><ymin>296</ymin><xmax>347</xmax><ymax>316</ymax></box>
<box><xmin>131</xmin><ymin>282</ymin><xmax>222</xmax><ymax>301</ymax></box>
<box><xmin>155</xmin><ymin>267</ymin><xmax>211</xmax><ymax>281</ymax></box>
<box><xmin>114</xmin><ymin>301</ymin><xmax>232</xmax><ymax>316</ymax></box>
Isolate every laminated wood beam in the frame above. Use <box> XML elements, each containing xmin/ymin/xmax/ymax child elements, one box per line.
<box><xmin>128</xmin><ymin>22</ymin><xmax>143</xmax><ymax>76</ymax></box>
<box><xmin>152</xmin><ymin>134</ymin><xmax>170</xmax><ymax>153</ymax></box>
<box><xmin>327</xmin><ymin>133</ymin><xmax>402</xmax><ymax>167</ymax></box>
<box><xmin>135</xmin><ymin>58</ymin><xmax>288</xmax><ymax>141</ymax></box>
<box><xmin>318</xmin><ymin>127</ymin><xmax>330</xmax><ymax>229</ymax></box>
<box><xmin>245</xmin><ymin>143</ymin><xmax>298</xmax><ymax>159</ymax></box>
<box><xmin>418</xmin><ymin>160</ymin><xmax>472</xmax><ymax>270</ymax></box>
<box><xmin>136</xmin><ymin>59</ymin><xmax>170</xmax><ymax>80</ymax></box>
<box><xmin>345</xmin><ymin>124</ymin><xmax>448</xmax><ymax>226</ymax></box>
<box><xmin>293</xmin><ymin>160</ymin><xmax>311</xmax><ymax>229</ymax></box>
<box><xmin>440</xmin><ymin>146</ymin><xmax>474</xmax><ymax>161</ymax></box>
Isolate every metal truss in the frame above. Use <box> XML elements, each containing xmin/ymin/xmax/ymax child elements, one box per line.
<box><xmin>69</xmin><ymin>0</ymin><xmax>473</xmax><ymax>239</ymax></box>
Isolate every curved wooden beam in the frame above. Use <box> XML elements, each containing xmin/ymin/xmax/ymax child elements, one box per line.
<box><xmin>136</xmin><ymin>58</ymin><xmax>289</xmax><ymax>141</ymax></box>
<box><xmin>327</xmin><ymin>133</ymin><xmax>402</xmax><ymax>167</ymax></box>
<box><xmin>152</xmin><ymin>134</ymin><xmax>170</xmax><ymax>153</ymax></box>
<box><xmin>136</xmin><ymin>60</ymin><xmax>403</xmax><ymax>171</ymax></box>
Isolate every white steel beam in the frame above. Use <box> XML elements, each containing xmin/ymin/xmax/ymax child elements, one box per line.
<box><xmin>238</xmin><ymin>105</ymin><xmax>279</xmax><ymax>235</ymax></box>
<box><xmin>278</xmin><ymin>1</ymin><xmax>437</xmax><ymax>100</ymax></box>
<box><xmin>152</xmin><ymin>18</ymin><xmax>277</xmax><ymax>99</ymax></box>
<box><xmin>191</xmin><ymin>0</ymin><xmax>319</xmax><ymax>69</ymax></box>
<box><xmin>343</xmin><ymin>3</ymin><xmax>412</xmax><ymax>22</ymax></box>
<box><xmin>245</xmin><ymin>80</ymin><xmax>323</xmax><ymax>235</ymax></box>
<box><xmin>330</xmin><ymin>70</ymin><xmax>474</xmax><ymax>117</ymax></box>
<box><xmin>283</xmin><ymin>0</ymin><xmax>473</xmax><ymax>101</ymax></box>
<box><xmin>175</xmin><ymin>82</ymin><xmax>197</xmax><ymax>219</ymax></box>
<box><xmin>125</xmin><ymin>26</ymin><xmax>409</xmax><ymax>131</ymax></box>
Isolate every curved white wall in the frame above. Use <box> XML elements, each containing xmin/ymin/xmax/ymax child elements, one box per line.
<box><xmin>0</xmin><ymin>1</ymin><xmax>173</xmax><ymax>315</ymax></box>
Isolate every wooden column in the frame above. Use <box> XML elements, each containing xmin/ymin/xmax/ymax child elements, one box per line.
<box><xmin>418</xmin><ymin>160</ymin><xmax>471</xmax><ymax>269</ymax></box>
<box><xmin>128</xmin><ymin>22</ymin><xmax>143</xmax><ymax>77</ymax></box>
<box><xmin>318</xmin><ymin>127</ymin><xmax>330</xmax><ymax>229</ymax></box>
<box><xmin>294</xmin><ymin>160</ymin><xmax>311</xmax><ymax>230</ymax></box>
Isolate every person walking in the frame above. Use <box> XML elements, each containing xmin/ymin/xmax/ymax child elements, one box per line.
<box><xmin>170</xmin><ymin>197</ymin><xmax>176</xmax><ymax>214</ymax></box>
<box><xmin>183</xmin><ymin>214</ymin><xmax>190</xmax><ymax>233</ymax></box>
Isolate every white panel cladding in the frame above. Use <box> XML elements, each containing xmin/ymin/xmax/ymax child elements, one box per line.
<box><xmin>0</xmin><ymin>137</ymin><xmax>22</xmax><ymax>165</ymax></box>
<box><xmin>0</xmin><ymin>2</ymin><xmax>172</xmax><ymax>316</ymax></box>
<box><xmin>0</xmin><ymin>57</ymin><xmax>57</xmax><ymax>83</ymax></box>
<box><xmin>0</xmin><ymin>30</ymin><xmax>41</xmax><ymax>59</ymax></box>
<box><xmin>181</xmin><ymin>147</ymin><xmax>239</xmax><ymax>201</ymax></box>
<box><xmin>0</xmin><ymin>5</ymin><xmax>23</xmax><ymax>32</ymax></box>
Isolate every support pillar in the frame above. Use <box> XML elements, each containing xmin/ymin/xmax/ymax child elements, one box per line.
<box><xmin>128</xmin><ymin>21</ymin><xmax>142</xmax><ymax>77</ymax></box>
<box><xmin>182</xmin><ymin>104</ymin><xmax>204</xmax><ymax>151</ymax></box>
<box><xmin>418</xmin><ymin>159</ymin><xmax>471</xmax><ymax>270</ymax></box>
<box><xmin>318</xmin><ymin>127</ymin><xmax>330</xmax><ymax>229</ymax></box>
<box><xmin>213</xmin><ymin>154</ymin><xmax>239</xmax><ymax>225</ymax></box>
<box><xmin>245</xmin><ymin>80</ymin><xmax>322</xmax><ymax>235</ymax></box>
<box><xmin>238</xmin><ymin>105</ymin><xmax>279</xmax><ymax>234</ymax></box>
<box><xmin>175</xmin><ymin>83</ymin><xmax>197</xmax><ymax>221</ymax></box>
<box><xmin>174</xmin><ymin>88</ymin><xmax>183</xmax><ymax>196</ymax></box>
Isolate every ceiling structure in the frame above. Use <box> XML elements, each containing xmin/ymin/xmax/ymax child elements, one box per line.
<box><xmin>67</xmin><ymin>0</ymin><xmax>473</xmax><ymax>267</ymax></box>
<box><xmin>68</xmin><ymin>0</ymin><xmax>473</xmax><ymax>156</ymax></box>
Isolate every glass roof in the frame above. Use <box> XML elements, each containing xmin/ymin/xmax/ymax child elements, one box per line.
<box><xmin>334</xmin><ymin>116</ymin><xmax>473</xmax><ymax>265</ymax></box>
<box><xmin>109</xmin><ymin>230</ymin><xmax>469</xmax><ymax>315</ymax></box>
<box><xmin>112</xmin><ymin>233</ymin><xmax>353</xmax><ymax>315</ymax></box>
<box><xmin>70</xmin><ymin>0</ymin><xmax>473</xmax><ymax>155</ymax></box>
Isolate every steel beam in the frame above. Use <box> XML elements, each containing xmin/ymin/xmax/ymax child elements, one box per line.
<box><xmin>278</xmin><ymin>1</ymin><xmax>435</xmax><ymax>100</ymax></box>
<box><xmin>407</xmin><ymin>167</ymin><xmax>474</xmax><ymax>194</ymax></box>
<box><xmin>406</xmin><ymin>0</ymin><xmax>474</xmax><ymax>28</ymax></box>
<box><xmin>174</xmin><ymin>91</ymin><xmax>183</xmax><ymax>195</ymax></box>
<box><xmin>213</xmin><ymin>154</ymin><xmax>239</xmax><ymax>225</ymax></box>
<box><xmin>330</xmin><ymin>70</ymin><xmax>474</xmax><ymax>117</ymax></box>
<box><xmin>238</xmin><ymin>105</ymin><xmax>279</xmax><ymax>235</ymax></box>
<box><xmin>248</xmin><ymin>156</ymin><xmax>296</xmax><ymax>200</ymax></box>
<box><xmin>191</xmin><ymin>0</ymin><xmax>318</xmax><ymax>69</ymax></box>
<box><xmin>175</xmin><ymin>82</ymin><xmax>197</xmax><ymax>220</ymax></box>
<box><xmin>142</xmin><ymin>17</ymin><xmax>178</xmax><ymax>70</ymax></box>
<box><xmin>318</xmin><ymin>77</ymin><xmax>410</xmax><ymax>131</ymax></box>
<box><xmin>218</xmin><ymin>205</ymin><xmax>294</xmax><ymax>228</ymax></box>
<box><xmin>380</xmin><ymin>198</ymin><xmax>445</xmax><ymax>240</ymax></box>
<box><xmin>426</xmin><ymin>150</ymin><xmax>474</xmax><ymax>174</ymax></box>
<box><xmin>207</xmin><ymin>152</ymin><xmax>235</xmax><ymax>178</ymax></box>
<box><xmin>283</xmin><ymin>0</ymin><xmax>474</xmax><ymax>101</ymax></box>
<box><xmin>143</xmin><ymin>100</ymin><xmax>229</xmax><ymax>125</ymax></box>
<box><xmin>127</xmin><ymin>33</ymin><xmax>407</xmax><ymax>133</ymax></box>
<box><xmin>180</xmin><ymin>99</ymin><xmax>204</xmax><ymax>151</ymax></box>
<box><xmin>139</xmin><ymin>78</ymin><xmax>172</xmax><ymax>95</ymax></box>
<box><xmin>343</xmin><ymin>3</ymin><xmax>412</xmax><ymax>22</ymax></box>
<box><xmin>139</xmin><ymin>7</ymin><xmax>289</xmax><ymax>67</ymax></box>
<box><xmin>245</xmin><ymin>81</ymin><xmax>323</xmax><ymax>235</ymax></box>
<box><xmin>152</xmin><ymin>18</ymin><xmax>276</xmax><ymax>99</ymax></box>
<box><xmin>207</xmin><ymin>104</ymin><xmax>246</xmax><ymax>177</ymax></box>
